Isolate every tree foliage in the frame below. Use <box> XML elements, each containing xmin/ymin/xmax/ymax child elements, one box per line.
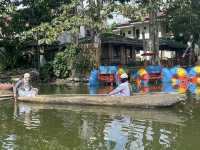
<box><xmin>167</xmin><ymin>0</ymin><xmax>200</xmax><ymax>43</ymax></box>
<box><xmin>1</xmin><ymin>0</ymin><xmax>200</xmax><ymax>70</ymax></box>
<box><xmin>52</xmin><ymin>45</ymin><xmax>93</xmax><ymax>78</ymax></box>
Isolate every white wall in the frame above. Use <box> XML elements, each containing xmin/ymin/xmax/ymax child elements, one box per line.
<box><xmin>135</xmin><ymin>50</ymin><xmax>175</xmax><ymax>61</ymax></box>
<box><xmin>113</xmin><ymin>21</ymin><xmax>165</xmax><ymax>40</ymax></box>
<box><xmin>113</xmin><ymin>22</ymin><xmax>174</xmax><ymax>60</ymax></box>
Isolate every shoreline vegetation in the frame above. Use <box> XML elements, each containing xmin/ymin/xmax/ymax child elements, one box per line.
<box><xmin>0</xmin><ymin>68</ymin><xmax>89</xmax><ymax>85</ymax></box>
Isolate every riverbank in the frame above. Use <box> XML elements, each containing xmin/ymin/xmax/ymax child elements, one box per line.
<box><xmin>50</xmin><ymin>78</ymin><xmax>88</xmax><ymax>85</ymax></box>
<box><xmin>0</xmin><ymin>68</ymin><xmax>88</xmax><ymax>85</ymax></box>
<box><xmin>0</xmin><ymin>68</ymin><xmax>39</xmax><ymax>82</ymax></box>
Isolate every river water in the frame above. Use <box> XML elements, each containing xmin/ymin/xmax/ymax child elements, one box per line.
<box><xmin>0</xmin><ymin>84</ymin><xmax>200</xmax><ymax>150</ymax></box>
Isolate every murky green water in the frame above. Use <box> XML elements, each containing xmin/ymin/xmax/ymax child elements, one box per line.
<box><xmin>1</xmin><ymin>84</ymin><xmax>200</xmax><ymax>150</ymax></box>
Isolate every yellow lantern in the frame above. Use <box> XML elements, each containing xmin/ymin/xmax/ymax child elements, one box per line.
<box><xmin>171</xmin><ymin>78</ymin><xmax>177</xmax><ymax>86</ymax></box>
<box><xmin>197</xmin><ymin>77</ymin><xmax>200</xmax><ymax>85</ymax></box>
<box><xmin>177</xmin><ymin>68</ymin><xmax>186</xmax><ymax>78</ymax></box>
<box><xmin>194</xmin><ymin>66</ymin><xmax>200</xmax><ymax>74</ymax></box>
<box><xmin>138</xmin><ymin>68</ymin><xmax>147</xmax><ymax>77</ymax></box>
<box><xmin>178</xmin><ymin>84</ymin><xmax>187</xmax><ymax>94</ymax></box>
<box><xmin>118</xmin><ymin>68</ymin><xmax>125</xmax><ymax>75</ymax></box>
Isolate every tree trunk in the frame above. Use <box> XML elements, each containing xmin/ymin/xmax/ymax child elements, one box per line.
<box><xmin>149</xmin><ymin>0</ymin><xmax>160</xmax><ymax>64</ymax></box>
<box><xmin>95</xmin><ymin>33</ymin><xmax>101</xmax><ymax>66</ymax></box>
<box><xmin>195</xmin><ymin>34</ymin><xmax>200</xmax><ymax>65</ymax></box>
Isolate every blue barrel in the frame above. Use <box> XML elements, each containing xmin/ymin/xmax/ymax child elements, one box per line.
<box><xmin>188</xmin><ymin>83</ymin><xmax>196</xmax><ymax>94</ymax></box>
<box><xmin>162</xmin><ymin>82</ymin><xmax>175</xmax><ymax>93</ymax></box>
<box><xmin>89</xmin><ymin>69</ymin><xmax>99</xmax><ymax>86</ymax></box>
<box><xmin>130</xmin><ymin>70</ymin><xmax>138</xmax><ymax>79</ymax></box>
<box><xmin>107</xmin><ymin>66</ymin><xmax>118</xmax><ymax>74</ymax></box>
<box><xmin>162</xmin><ymin>68</ymin><xmax>172</xmax><ymax>83</ymax></box>
<box><xmin>99</xmin><ymin>66</ymin><xmax>108</xmax><ymax>74</ymax></box>
<box><xmin>170</xmin><ymin>67</ymin><xmax>178</xmax><ymax>76</ymax></box>
<box><xmin>146</xmin><ymin>65</ymin><xmax>161</xmax><ymax>74</ymax></box>
<box><xmin>188</xmin><ymin>68</ymin><xmax>197</xmax><ymax>77</ymax></box>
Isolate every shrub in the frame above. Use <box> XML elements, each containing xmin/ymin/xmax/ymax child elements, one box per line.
<box><xmin>39</xmin><ymin>62</ymin><xmax>54</xmax><ymax>82</ymax></box>
<box><xmin>0</xmin><ymin>46</ymin><xmax>21</xmax><ymax>70</ymax></box>
<box><xmin>52</xmin><ymin>45</ymin><xmax>94</xmax><ymax>78</ymax></box>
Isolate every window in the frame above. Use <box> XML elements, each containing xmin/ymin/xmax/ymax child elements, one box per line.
<box><xmin>113</xmin><ymin>46</ymin><xmax>120</xmax><ymax>58</ymax></box>
<box><xmin>101</xmin><ymin>45</ymin><xmax>108</xmax><ymax>58</ymax></box>
<box><xmin>132</xmin><ymin>27</ymin><xmax>136</xmax><ymax>36</ymax></box>
<box><xmin>86</xmin><ymin>30</ymin><xmax>91</xmax><ymax>36</ymax></box>
<box><xmin>166</xmin><ymin>24</ymin><xmax>169</xmax><ymax>33</ymax></box>
<box><xmin>136</xmin><ymin>29</ymin><xmax>140</xmax><ymax>39</ymax></box>
<box><xmin>127</xmin><ymin>47</ymin><xmax>133</xmax><ymax>58</ymax></box>
<box><xmin>128</xmin><ymin>30</ymin><xmax>132</xmax><ymax>34</ymax></box>
<box><xmin>133</xmin><ymin>27</ymin><xmax>136</xmax><ymax>32</ymax></box>
<box><xmin>123</xmin><ymin>32</ymin><xmax>126</xmax><ymax>37</ymax></box>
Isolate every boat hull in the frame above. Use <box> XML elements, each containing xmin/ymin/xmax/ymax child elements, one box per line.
<box><xmin>18</xmin><ymin>93</ymin><xmax>184</xmax><ymax>108</ymax></box>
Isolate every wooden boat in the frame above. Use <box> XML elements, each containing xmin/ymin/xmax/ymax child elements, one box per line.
<box><xmin>18</xmin><ymin>92</ymin><xmax>185</xmax><ymax>108</ymax></box>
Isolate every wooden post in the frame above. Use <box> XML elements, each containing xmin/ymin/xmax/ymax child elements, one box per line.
<box><xmin>132</xmin><ymin>46</ymin><xmax>136</xmax><ymax>63</ymax></box>
<box><xmin>95</xmin><ymin>35</ymin><xmax>101</xmax><ymax>66</ymax></box>
<box><xmin>94</xmin><ymin>40</ymin><xmax>102</xmax><ymax>65</ymax></box>
<box><xmin>96</xmin><ymin>47</ymin><xmax>101</xmax><ymax>66</ymax></box>
<box><xmin>108</xmin><ymin>43</ymin><xmax>113</xmax><ymax>65</ymax></box>
<box><xmin>121</xmin><ymin>45</ymin><xmax>126</xmax><ymax>65</ymax></box>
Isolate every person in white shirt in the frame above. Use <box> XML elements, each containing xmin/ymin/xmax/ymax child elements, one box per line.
<box><xmin>13</xmin><ymin>73</ymin><xmax>38</xmax><ymax>101</ymax></box>
<box><xmin>108</xmin><ymin>73</ymin><xmax>131</xmax><ymax>96</ymax></box>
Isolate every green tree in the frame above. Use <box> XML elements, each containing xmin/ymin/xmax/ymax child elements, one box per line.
<box><xmin>0</xmin><ymin>1</ymin><xmax>23</xmax><ymax>70</ymax></box>
<box><xmin>167</xmin><ymin>0</ymin><xmax>200</xmax><ymax>64</ymax></box>
<box><xmin>115</xmin><ymin>0</ymin><xmax>167</xmax><ymax>63</ymax></box>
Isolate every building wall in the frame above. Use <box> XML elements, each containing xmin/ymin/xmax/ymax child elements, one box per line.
<box><xmin>135</xmin><ymin>50</ymin><xmax>175</xmax><ymax>61</ymax></box>
<box><xmin>112</xmin><ymin>21</ymin><xmax>175</xmax><ymax>60</ymax></box>
<box><xmin>113</xmin><ymin>21</ymin><xmax>166</xmax><ymax>40</ymax></box>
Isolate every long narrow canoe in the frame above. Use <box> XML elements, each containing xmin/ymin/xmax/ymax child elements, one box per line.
<box><xmin>18</xmin><ymin>92</ymin><xmax>185</xmax><ymax>108</ymax></box>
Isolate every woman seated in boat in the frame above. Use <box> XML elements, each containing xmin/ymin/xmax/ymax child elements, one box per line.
<box><xmin>108</xmin><ymin>73</ymin><xmax>131</xmax><ymax>96</ymax></box>
<box><xmin>13</xmin><ymin>73</ymin><xmax>38</xmax><ymax>101</ymax></box>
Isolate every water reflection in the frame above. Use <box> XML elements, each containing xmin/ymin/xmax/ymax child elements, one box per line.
<box><xmin>1</xmin><ymin>91</ymin><xmax>200</xmax><ymax>149</ymax></box>
<box><xmin>37</xmin><ymin>82</ymin><xmax>200</xmax><ymax>96</ymax></box>
<box><xmin>11</xmin><ymin>103</ymin><xmax>186</xmax><ymax>149</ymax></box>
<box><xmin>94</xmin><ymin>82</ymin><xmax>200</xmax><ymax>95</ymax></box>
<box><xmin>104</xmin><ymin>116</ymin><xmax>135</xmax><ymax>150</ymax></box>
<box><xmin>2</xmin><ymin>134</ymin><xmax>16</xmax><ymax>150</ymax></box>
<box><xmin>39</xmin><ymin>83</ymin><xmax>89</xmax><ymax>95</ymax></box>
<box><xmin>14</xmin><ymin>102</ymin><xmax>40</xmax><ymax>130</ymax></box>
<box><xmin>104</xmin><ymin>117</ymin><xmax>177</xmax><ymax>150</ymax></box>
